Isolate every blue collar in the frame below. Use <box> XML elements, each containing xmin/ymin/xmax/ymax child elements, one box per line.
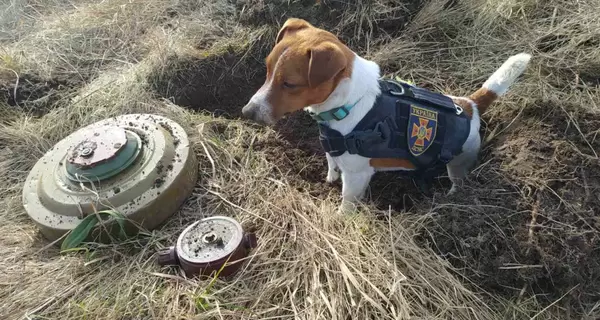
<box><xmin>308</xmin><ymin>99</ymin><xmax>361</xmax><ymax>122</ymax></box>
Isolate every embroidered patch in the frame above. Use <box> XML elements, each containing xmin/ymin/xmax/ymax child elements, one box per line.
<box><xmin>408</xmin><ymin>105</ymin><xmax>438</xmax><ymax>156</ymax></box>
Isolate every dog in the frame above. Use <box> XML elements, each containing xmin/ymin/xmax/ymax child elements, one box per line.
<box><xmin>241</xmin><ymin>18</ymin><xmax>531</xmax><ymax>212</ymax></box>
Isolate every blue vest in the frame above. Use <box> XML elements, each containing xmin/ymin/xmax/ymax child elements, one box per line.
<box><xmin>317</xmin><ymin>79</ymin><xmax>471</xmax><ymax>173</ymax></box>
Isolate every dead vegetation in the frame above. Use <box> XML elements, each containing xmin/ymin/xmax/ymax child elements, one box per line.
<box><xmin>1</xmin><ymin>0</ymin><xmax>600</xmax><ymax>319</ymax></box>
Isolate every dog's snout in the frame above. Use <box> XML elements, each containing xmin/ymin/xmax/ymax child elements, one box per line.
<box><xmin>242</xmin><ymin>101</ymin><xmax>274</xmax><ymax>125</ymax></box>
<box><xmin>241</xmin><ymin>101</ymin><xmax>258</xmax><ymax>120</ymax></box>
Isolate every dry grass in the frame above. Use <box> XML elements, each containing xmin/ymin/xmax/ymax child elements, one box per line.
<box><xmin>1</xmin><ymin>0</ymin><xmax>600</xmax><ymax>319</ymax></box>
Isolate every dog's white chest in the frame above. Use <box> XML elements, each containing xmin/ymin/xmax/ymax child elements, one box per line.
<box><xmin>332</xmin><ymin>153</ymin><xmax>370</xmax><ymax>173</ymax></box>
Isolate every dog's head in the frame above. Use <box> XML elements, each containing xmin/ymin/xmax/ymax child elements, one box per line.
<box><xmin>241</xmin><ymin>18</ymin><xmax>354</xmax><ymax>125</ymax></box>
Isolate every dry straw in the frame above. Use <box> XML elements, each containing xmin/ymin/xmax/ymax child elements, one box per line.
<box><xmin>2</xmin><ymin>0</ymin><xmax>600</xmax><ymax>319</ymax></box>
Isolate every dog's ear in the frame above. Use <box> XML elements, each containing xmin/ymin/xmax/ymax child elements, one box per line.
<box><xmin>276</xmin><ymin>18</ymin><xmax>311</xmax><ymax>44</ymax></box>
<box><xmin>307</xmin><ymin>42</ymin><xmax>347</xmax><ymax>88</ymax></box>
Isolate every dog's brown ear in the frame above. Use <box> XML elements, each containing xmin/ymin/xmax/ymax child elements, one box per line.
<box><xmin>276</xmin><ymin>18</ymin><xmax>311</xmax><ymax>44</ymax></box>
<box><xmin>307</xmin><ymin>42</ymin><xmax>347</xmax><ymax>88</ymax></box>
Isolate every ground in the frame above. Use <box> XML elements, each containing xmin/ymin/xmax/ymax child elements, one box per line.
<box><xmin>1</xmin><ymin>0</ymin><xmax>600</xmax><ymax>319</ymax></box>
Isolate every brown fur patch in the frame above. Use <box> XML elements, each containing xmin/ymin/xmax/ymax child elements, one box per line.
<box><xmin>260</xmin><ymin>19</ymin><xmax>355</xmax><ymax>121</ymax></box>
<box><xmin>369</xmin><ymin>158</ymin><xmax>416</xmax><ymax>169</ymax></box>
<box><xmin>469</xmin><ymin>88</ymin><xmax>498</xmax><ymax>114</ymax></box>
<box><xmin>275</xmin><ymin>18</ymin><xmax>311</xmax><ymax>44</ymax></box>
<box><xmin>451</xmin><ymin>98</ymin><xmax>474</xmax><ymax>118</ymax></box>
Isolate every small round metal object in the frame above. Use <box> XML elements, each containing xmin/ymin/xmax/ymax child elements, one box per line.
<box><xmin>67</xmin><ymin>126</ymin><xmax>127</xmax><ymax>168</ymax></box>
<box><xmin>22</xmin><ymin>114</ymin><xmax>198</xmax><ymax>243</ymax></box>
<box><xmin>157</xmin><ymin>216</ymin><xmax>258</xmax><ymax>278</ymax></box>
<box><xmin>202</xmin><ymin>232</ymin><xmax>218</xmax><ymax>244</ymax></box>
<box><xmin>80</xmin><ymin>147</ymin><xmax>94</xmax><ymax>157</ymax></box>
<box><xmin>178</xmin><ymin>216</ymin><xmax>244</xmax><ymax>264</ymax></box>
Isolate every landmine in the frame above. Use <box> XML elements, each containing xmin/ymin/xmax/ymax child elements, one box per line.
<box><xmin>158</xmin><ymin>216</ymin><xmax>258</xmax><ymax>278</ymax></box>
<box><xmin>22</xmin><ymin>114</ymin><xmax>198</xmax><ymax>243</ymax></box>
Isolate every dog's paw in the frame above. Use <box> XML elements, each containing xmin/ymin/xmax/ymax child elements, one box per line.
<box><xmin>446</xmin><ymin>185</ymin><xmax>459</xmax><ymax>196</ymax></box>
<box><xmin>326</xmin><ymin>169</ymin><xmax>340</xmax><ymax>183</ymax></box>
<box><xmin>337</xmin><ymin>200</ymin><xmax>358</xmax><ymax>215</ymax></box>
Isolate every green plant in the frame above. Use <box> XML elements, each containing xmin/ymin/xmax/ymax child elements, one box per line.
<box><xmin>60</xmin><ymin>209</ymin><xmax>128</xmax><ymax>252</ymax></box>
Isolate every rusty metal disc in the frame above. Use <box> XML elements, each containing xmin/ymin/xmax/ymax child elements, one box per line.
<box><xmin>157</xmin><ymin>216</ymin><xmax>258</xmax><ymax>278</ymax></box>
<box><xmin>65</xmin><ymin>127</ymin><xmax>143</xmax><ymax>182</ymax></box>
<box><xmin>66</xmin><ymin>126</ymin><xmax>128</xmax><ymax>167</ymax></box>
<box><xmin>177</xmin><ymin>216</ymin><xmax>244</xmax><ymax>263</ymax></box>
<box><xmin>22</xmin><ymin>114</ymin><xmax>198</xmax><ymax>243</ymax></box>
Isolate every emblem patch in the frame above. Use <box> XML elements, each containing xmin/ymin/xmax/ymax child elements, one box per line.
<box><xmin>408</xmin><ymin>105</ymin><xmax>438</xmax><ymax>156</ymax></box>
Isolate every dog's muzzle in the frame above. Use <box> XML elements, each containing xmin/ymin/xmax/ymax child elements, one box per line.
<box><xmin>241</xmin><ymin>101</ymin><xmax>258</xmax><ymax>120</ymax></box>
<box><xmin>241</xmin><ymin>101</ymin><xmax>273</xmax><ymax>125</ymax></box>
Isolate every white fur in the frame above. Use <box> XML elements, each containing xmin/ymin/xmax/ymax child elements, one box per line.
<box><xmin>305</xmin><ymin>55</ymin><xmax>382</xmax><ymax>136</ymax></box>
<box><xmin>309</xmin><ymin>53</ymin><xmax>530</xmax><ymax>213</ymax></box>
<box><xmin>482</xmin><ymin>53</ymin><xmax>532</xmax><ymax>96</ymax></box>
<box><xmin>444</xmin><ymin>96</ymin><xmax>480</xmax><ymax>195</ymax></box>
<box><xmin>248</xmin><ymin>85</ymin><xmax>274</xmax><ymax>124</ymax></box>
<box><xmin>306</xmin><ymin>56</ymin><xmax>387</xmax><ymax>211</ymax></box>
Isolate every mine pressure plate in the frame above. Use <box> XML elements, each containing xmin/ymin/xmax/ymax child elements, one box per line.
<box><xmin>22</xmin><ymin>114</ymin><xmax>198</xmax><ymax>243</ymax></box>
<box><xmin>157</xmin><ymin>216</ymin><xmax>258</xmax><ymax>278</ymax></box>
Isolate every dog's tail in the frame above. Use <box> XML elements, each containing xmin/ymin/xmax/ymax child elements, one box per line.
<box><xmin>469</xmin><ymin>53</ymin><xmax>532</xmax><ymax>114</ymax></box>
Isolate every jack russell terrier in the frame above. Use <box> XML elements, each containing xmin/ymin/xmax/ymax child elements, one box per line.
<box><xmin>241</xmin><ymin>18</ymin><xmax>531</xmax><ymax>212</ymax></box>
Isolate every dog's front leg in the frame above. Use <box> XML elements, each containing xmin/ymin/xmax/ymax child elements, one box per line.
<box><xmin>339</xmin><ymin>169</ymin><xmax>375</xmax><ymax>213</ymax></box>
<box><xmin>326</xmin><ymin>153</ymin><xmax>340</xmax><ymax>183</ymax></box>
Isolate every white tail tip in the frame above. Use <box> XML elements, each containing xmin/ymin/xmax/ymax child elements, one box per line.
<box><xmin>482</xmin><ymin>53</ymin><xmax>531</xmax><ymax>96</ymax></box>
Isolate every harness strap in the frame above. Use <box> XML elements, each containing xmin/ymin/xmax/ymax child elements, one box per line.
<box><xmin>309</xmin><ymin>98</ymin><xmax>362</xmax><ymax>122</ymax></box>
<box><xmin>311</xmin><ymin>106</ymin><xmax>350</xmax><ymax>122</ymax></box>
<box><xmin>319</xmin><ymin>121</ymin><xmax>389</xmax><ymax>157</ymax></box>
<box><xmin>381</xmin><ymin>79</ymin><xmax>461</xmax><ymax>115</ymax></box>
<box><xmin>392</xmin><ymin>101</ymin><xmax>410</xmax><ymax>150</ymax></box>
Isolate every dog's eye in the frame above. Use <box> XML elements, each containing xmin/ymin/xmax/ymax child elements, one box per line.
<box><xmin>283</xmin><ymin>81</ymin><xmax>297</xmax><ymax>89</ymax></box>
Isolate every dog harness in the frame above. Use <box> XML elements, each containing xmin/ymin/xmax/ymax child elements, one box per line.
<box><xmin>313</xmin><ymin>78</ymin><xmax>471</xmax><ymax>171</ymax></box>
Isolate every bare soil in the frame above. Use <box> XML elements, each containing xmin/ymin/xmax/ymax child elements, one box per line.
<box><xmin>1</xmin><ymin>73</ymin><xmax>74</xmax><ymax>116</ymax></box>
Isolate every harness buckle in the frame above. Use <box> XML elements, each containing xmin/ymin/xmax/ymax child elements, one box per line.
<box><xmin>344</xmin><ymin>133</ymin><xmax>372</xmax><ymax>154</ymax></box>
<box><xmin>343</xmin><ymin>120</ymin><xmax>391</xmax><ymax>155</ymax></box>
<box><xmin>331</xmin><ymin>106</ymin><xmax>349</xmax><ymax>121</ymax></box>
<box><xmin>439</xmin><ymin>148</ymin><xmax>453</xmax><ymax>164</ymax></box>
<box><xmin>384</xmin><ymin>79</ymin><xmax>406</xmax><ymax>97</ymax></box>
<box><xmin>455</xmin><ymin>105</ymin><xmax>463</xmax><ymax>116</ymax></box>
<box><xmin>319</xmin><ymin>134</ymin><xmax>334</xmax><ymax>153</ymax></box>
<box><xmin>343</xmin><ymin>133</ymin><xmax>364</xmax><ymax>155</ymax></box>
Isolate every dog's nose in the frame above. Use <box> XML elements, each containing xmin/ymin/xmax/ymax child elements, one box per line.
<box><xmin>241</xmin><ymin>101</ymin><xmax>257</xmax><ymax>120</ymax></box>
<box><xmin>241</xmin><ymin>100</ymin><xmax>275</xmax><ymax>125</ymax></box>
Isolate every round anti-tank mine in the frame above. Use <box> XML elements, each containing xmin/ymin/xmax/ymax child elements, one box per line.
<box><xmin>22</xmin><ymin>114</ymin><xmax>198</xmax><ymax>243</ymax></box>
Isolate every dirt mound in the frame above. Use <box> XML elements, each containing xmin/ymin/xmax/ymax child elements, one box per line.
<box><xmin>425</xmin><ymin>97</ymin><xmax>600</xmax><ymax>313</ymax></box>
<box><xmin>0</xmin><ymin>73</ymin><xmax>74</xmax><ymax>115</ymax></box>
